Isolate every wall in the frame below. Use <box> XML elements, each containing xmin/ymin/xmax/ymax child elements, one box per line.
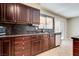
<box><xmin>55</xmin><ymin>16</ymin><xmax>67</xmax><ymax>40</ymax></box>
<box><xmin>67</xmin><ymin>17</ymin><xmax>79</xmax><ymax>39</ymax></box>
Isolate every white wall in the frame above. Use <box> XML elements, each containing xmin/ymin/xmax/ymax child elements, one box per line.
<box><xmin>55</xmin><ymin>16</ymin><xmax>67</xmax><ymax>40</ymax></box>
<box><xmin>67</xmin><ymin>17</ymin><xmax>79</xmax><ymax>39</ymax></box>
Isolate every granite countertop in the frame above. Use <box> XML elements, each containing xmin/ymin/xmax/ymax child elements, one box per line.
<box><xmin>71</xmin><ymin>35</ymin><xmax>79</xmax><ymax>39</ymax></box>
<box><xmin>54</xmin><ymin>32</ymin><xmax>61</xmax><ymax>35</ymax></box>
<box><xmin>0</xmin><ymin>33</ymin><xmax>49</xmax><ymax>38</ymax></box>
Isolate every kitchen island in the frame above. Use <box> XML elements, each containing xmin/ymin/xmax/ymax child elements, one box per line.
<box><xmin>72</xmin><ymin>36</ymin><xmax>79</xmax><ymax>56</ymax></box>
<box><xmin>0</xmin><ymin>33</ymin><xmax>55</xmax><ymax>56</ymax></box>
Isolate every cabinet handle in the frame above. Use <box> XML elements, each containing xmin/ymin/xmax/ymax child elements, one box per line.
<box><xmin>22</xmin><ymin>47</ymin><xmax>24</xmax><ymax>49</ymax></box>
<box><xmin>23</xmin><ymin>38</ymin><xmax>24</xmax><ymax>40</ymax></box>
<box><xmin>22</xmin><ymin>54</ymin><xmax>24</xmax><ymax>56</ymax></box>
<box><xmin>22</xmin><ymin>43</ymin><xmax>24</xmax><ymax>45</ymax></box>
<box><xmin>33</xmin><ymin>40</ymin><xmax>40</xmax><ymax>43</ymax></box>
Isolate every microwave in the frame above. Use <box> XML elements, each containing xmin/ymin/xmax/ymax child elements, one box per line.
<box><xmin>0</xmin><ymin>26</ymin><xmax>6</xmax><ymax>35</ymax></box>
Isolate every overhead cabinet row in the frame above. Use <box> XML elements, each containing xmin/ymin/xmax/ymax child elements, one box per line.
<box><xmin>0</xmin><ymin>3</ymin><xmax>40</xmax><ymax>24</ymax></box>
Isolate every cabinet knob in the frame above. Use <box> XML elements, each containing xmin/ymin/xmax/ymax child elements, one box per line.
<box><xmin>23</xmin><ymin>38</ymin><xmax>24</xmax><ymax>40</ymax></box>
<box><xmin>22</xmin><ymin>47</ymin><xmax>24</xmax><ymax>49</ymax></box>
<box><xmin>23</xmin><ymin>43</ymin><xmax>24</xmax><ymax>45</ymax></box>
<box><xmin>22</xmin><ymin>54</ymin><xmax>24</xmax><ymax>56</ymax></box>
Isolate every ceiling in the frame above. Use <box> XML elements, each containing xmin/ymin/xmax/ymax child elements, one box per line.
<box><xmin>40</xmin><ymin>3</ymin><xmax>79</xmax><ymax>18</ymax></box>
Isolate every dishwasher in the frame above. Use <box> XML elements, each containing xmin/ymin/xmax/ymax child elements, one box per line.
<box><xmin>55</xmin><ymin>33</ymin><xmax>61</xmax><ymax>46</ymax></box>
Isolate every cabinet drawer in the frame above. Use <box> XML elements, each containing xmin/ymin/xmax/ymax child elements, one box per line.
<box><xmin>14</xmin><ymin>41</ymin><xmax>24</xmax><ymax>44</ymax></box>
<box><xmin>15</xmin><ymin>47</ymin><xmax>23</xmax><ymax>52</ymax></box>
<box><xmin>31</xmin><ymin>35</ymin><xmax>38</xmax><ymax>41</ymax></box>
<box><xmin>74</xmin><ymin>42</ymin><xmax>79</xmax><ymax>46</ymax></box>
<box><xmin>73</xmin><ymin>49</ymin><xmax>79</xmax><ymax>56</ymax></box>
<box><xmin>23</xmin><ymin>48</ymin><xmax>31</xmax><ymax>56</ymax></box>
<box><xmin>15</xmin><ymin>52</ymin><xmax>23</xmax><ymax>56</ymax></box>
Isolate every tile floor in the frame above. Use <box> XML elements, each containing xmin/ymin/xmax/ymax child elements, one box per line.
<box><xmin>36</xmin><ymin>39</ymin><xmax>73</xmax><ymax>56</ymax></box>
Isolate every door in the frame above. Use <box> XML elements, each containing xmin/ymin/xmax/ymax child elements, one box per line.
<box><xmin>23</xmin><ymin>37</ymin><xmax>31</xmax><ymax>56</ymax></box>
<box><xmin>14</xmin><ymin>37</ymin><xmax>31</xmax><ymax>56</ymax></box>
<box><xmin>42</xmin><ymin>34</ymin><xmax>49</xmax><ymax>51</ymax></box>
<box><xmin>49</xmin><ymin>36</ymin><xmax>55</xmax><ymax>48</ymax></box>
<box><xmin>0</xmin><ymin>3</ymin><xmax>6</xmax><ymax>22</ymax></box>
<box><xmin>5</xmin><ymin>3</ymin><xmax>16</xmax><ymax>23</ymax></box>
<box><xmin>16</xmin><ymin>4</ymin><xmax>31</xmax><ymax>24</ymax></box>
<box><xmin>0</xmin><ymin>40</ymin><xmax>2</xmax><ymax>56</ymax></box>
<box><xmin>14</xmin><ymin>37</ymin><xmax>24</xmax><ymax>56</ymax></box>
<box><xmin>2</xmin><ymin>38</ymin><xmax>12</xmax><ymax>56</ymax></box>
<box><xmin>32</xmin><ymin>8</ymin><xmax>40</xmax><ymax>24</ymax></box>
<box><xmin>31</xmin><ymin>40</ymin><xmax>41</xmax><ymax>55</ymax></box>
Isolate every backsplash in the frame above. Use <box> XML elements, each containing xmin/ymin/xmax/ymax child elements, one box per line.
<box><xmin>11</xmin><ymin>24</ymin><xmax>39</xmax><ymax>34</ymax></box>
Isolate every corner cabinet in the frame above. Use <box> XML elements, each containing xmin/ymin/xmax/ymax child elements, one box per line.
<box><xmin>0</xmin><ymin>3</ymin><xmax>40</xmax><ymax>24</ymax></box>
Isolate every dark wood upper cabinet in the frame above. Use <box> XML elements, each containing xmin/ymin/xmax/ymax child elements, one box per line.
<box><xmin>0</xmin><ymin>3</ymin><xmax>16</xmax><ymax>23</ymax></box>
<box><xmin>15</xmin><ymin>4</ymin><xmax>31</xmax><ymax>24</ymax></box>
<box><xmin>0</xmin><ymin>3</ymin><xmax>5</xmax><ymax>22</ymax></box>
<box><xmin>0</xmin><ymin>3</ymin><xmax>40</xmax><ymax>24</ymax></box>
<box><xmin>32</xmin><ymin>8</ymin><xmax>40</xmax><ymax>24</ymax></box>
<box><xmin>5</xmin><ymin>3</ymin><xmax>16</xmax><ymax>23</ymax></box>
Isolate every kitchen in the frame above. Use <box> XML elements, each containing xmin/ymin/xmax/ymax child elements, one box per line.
<box><xmin>0</xmin><ymin>3</ymin><xmax>61</xmax><ymax>56</ymax></box>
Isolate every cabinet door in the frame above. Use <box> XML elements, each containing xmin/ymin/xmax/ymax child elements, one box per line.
<box><xmin>31</xmin><ymin>40</ymin><xmax>41</xmax><ymax>55</ymax></box>
<box><xmin>32</xmin><ymin>8</ymin><xmax>40</xmax><ymax>24</ymax></box>
<box><xmin>5</xmin><ymin>3</ymin><xmax>16</xmax><ymax>23</ymax></box>
<box><xmin>2</xmin><ymin>38</ymin><xmax>12</xmax><ymax>56</ymax></box>
<box><xmin>0</xmin><ymin>3</ymin><xmax>5</xmax><ymax>22</ymax></box>
<box><xmin>23</xmin><ymin>37</ymin><xmax>31</xmax><ymax>56</ymax></box>
<box><xmin>73</xmin><ymin>40</ymin><xmax>79</xmax><ymax>56</ymax></box>
<box><xmin>14</xmin><ymin>37</ymin><xmax>24</xmax><ymax>56</ymax></box>
<box><xmin>14</xmin><ymin>37</ymin><xmax>31</xmax><ymax>56</ymax></box>
<box><xmin>49</xmin><ymin>36</ymin><xmax>55</xmax><ymax>48</ymax></box>
<box><xmin>42</xmin><ymin>34</ymin><xmax>49</xmax><ymax>51</ymax></box>
<box><xmin>0</xmin><ymin>40</ymin><xmax>2</xmax><ymax>56</ymax></box>
<box><xmin>16</xmin><ymin>4</ymin><xmax>31</xmax><ymax>24</ymax></box>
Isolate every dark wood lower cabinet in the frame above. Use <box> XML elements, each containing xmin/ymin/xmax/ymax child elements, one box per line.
<box><xmin>42</xmin><ymin>34</ymin><xmax>49</xmax><ymax>51</ymax></box>
<box><xmin>0</xmin><ymin>34</ymin><xmax>55</xmax><ymax>56</ymax></box>
<box><xmin>0</xmin><ymin>40</ymin><xmax>2</xmax><ymax>55</ymax></box>
<box><xmin>49</xmin><ymin>36</ymin><xmax>55</xmax><ymax>49</ymax></box>
<box><xmin>14</xmin><ymin>37</ymin><xmax>31</xmax><ymax>56</ymax></box>
<box><xmin>3</xmin><ymin>39</ymin><xmax>11</xmax><ymax>56</ymax></box>
<box><xmin>73</xmin><ymin>39</ymin><xmax>79</xmax><ymax>56</ymax></box>
<box><xmin>0</xmin><ymin>38</ymin><xmax>13</xmax><ymax>56</ymax></box>
<box><xmin>31</xmin><ymin>40</ymin><xmax>42</xmax><ymax>55</ymax></box>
